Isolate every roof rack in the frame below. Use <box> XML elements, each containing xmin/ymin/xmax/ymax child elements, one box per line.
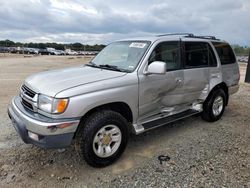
<box><xmin>156</xmin><ymin>33</ymin><xmax>220</xmax><ymax>41</ymax></box>
<box><xmin>185</xmin><ymin>35</ymin><xmax>220</xmax><ymax>40</ymax></box>
<box><xmin>156</xmin><ymin>33</ymin><xmax>194</xmax><ymax>37</ymax></box>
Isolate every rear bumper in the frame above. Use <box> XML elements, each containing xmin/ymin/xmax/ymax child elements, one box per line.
<box><xmin>229</xmin><ymin>84</ymin><xmax>239</xmax><ymax>95</ymax></box>
<box><xmin>8</xmin><ymin>97</ymin><xmax>80</xmax><ymax>149</ymax></box>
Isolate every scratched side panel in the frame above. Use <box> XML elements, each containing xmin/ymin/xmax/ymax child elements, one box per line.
<box><xmin>181</xmin><ymin>68</ymin><xmax>210</xmax><ymax>103</ymax></box>
<box><xmin>138</xmin><ymin>70</ymin><xmax>184</xmax><ymax>121</ymax></box>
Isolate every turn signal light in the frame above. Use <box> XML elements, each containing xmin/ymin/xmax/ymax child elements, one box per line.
<box><xmin>54</xmin><ymin>99</ymin><xmax>68</xmax><ymax>113</ymax></box>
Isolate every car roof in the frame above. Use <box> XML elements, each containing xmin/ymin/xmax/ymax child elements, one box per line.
<box><xmin>117</xmin><ymin>33</ymin><xmax>227</xmax><ymax>44</ymax></box>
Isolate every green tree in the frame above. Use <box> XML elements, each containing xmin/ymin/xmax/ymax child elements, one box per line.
<box><xmin>0</xmin><ymin>39</ymin><xmax>106</xmax><ymax>51</ymax></box>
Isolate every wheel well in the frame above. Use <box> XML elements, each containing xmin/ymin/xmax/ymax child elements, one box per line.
<box><xmin>208</xmin><ymin>82</ymin><xmax>229</xmax><ymax>105</ymax></box>
<box><xmin>74</xmin><ymin>102</ymin><xmax>133</xmax><ymax>138</ymax></box>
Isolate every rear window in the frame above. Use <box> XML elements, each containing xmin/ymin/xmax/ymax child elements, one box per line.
<box><xmin>212</xmin><ymin>42</ymin><xmax>236</xmax><ymax>65</ymax></box>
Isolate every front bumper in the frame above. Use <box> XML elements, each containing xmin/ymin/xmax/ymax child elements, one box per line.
<box><xmin>8</xmin><ymin>96</ymin><xmax>80</xmax><ymax>148</ymax></box>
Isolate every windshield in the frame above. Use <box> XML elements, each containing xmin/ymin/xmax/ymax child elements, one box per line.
<box><xmin>90</xmin><ymin>41</ymin><xmax>151</xmax><ymax>72</ymax></box>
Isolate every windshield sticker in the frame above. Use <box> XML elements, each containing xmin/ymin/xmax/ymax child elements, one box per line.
<box><xmin>129</xmin><ymin>42</ymin><xmax>147</xmax><ymax>48</ymax></box>
<box><xmin>128</xmin><ymin>65</ymin><xmax>134</xmax><ymax>69</ymax></box>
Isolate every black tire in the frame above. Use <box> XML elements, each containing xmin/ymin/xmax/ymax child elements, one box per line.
<box><xmin>74</xmin><ymin>110</ymin><xmax>129</xmax><ymax>167</ymax></box>
<box><xmin>201</xmin><ymin>89</ymin><xmax>226</xmax><ymax>122</ymax></box>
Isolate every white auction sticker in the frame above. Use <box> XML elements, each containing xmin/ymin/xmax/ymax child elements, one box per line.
<box><xmin>129</xmin><ymin>42</ymin><xmax>147</xmax><ymax>48</ymax></box>
<box><xmin>128</xmin><ymin>65</ymin><xmax>134</xmax><ymax>69</ymax></box>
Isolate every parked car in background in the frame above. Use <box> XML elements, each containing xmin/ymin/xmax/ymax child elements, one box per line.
<box><xmin>65</xmin><ymin>49</ymin><xmax>78</xmax><ymax>55</ymax></box>
<box><xmin>237</xmin><ymin>56</ymin><xmax>249</xmax><ymax>63</ymax></box>
<box><xmin>46</xmin><ymin>48</ymin><xmax>57</xmax><ymax>55</ymax></box>
<box><xmin>0</xmin><ymin>46</ymin><xmax>10</xmax><ymax>53</ymax></box>
<box><xmin>25</xmin><ymin>48</ymin><xmax>39</xmax><ymax>54</ymax></box>
<box><xmin>38</xmin><ymin>49</ymin><xmax>50</xmax><ymax>55</ymax></box>
<box><xmin>54</xmin><ymin>50</ymin><xmax>66</xmax><ymax>55</ymax></box>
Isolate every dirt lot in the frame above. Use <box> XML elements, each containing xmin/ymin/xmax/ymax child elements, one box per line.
<box><xmin>0</xmin><ymin>55</ymin><xmax>249</xmax><ymax>187</ymax></box>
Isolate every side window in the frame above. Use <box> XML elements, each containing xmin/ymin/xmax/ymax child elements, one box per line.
<box><xmin>149</xmin><ymin>41</ymin><xmax>180</xmax><ymax>71</ymax></box>
<box><xmin>212</xmin><ymin>42</ymin><xmax>236</xmax><ymax>65</ymax></box>
<box><xmin>184</xmin><ymin>42</ymin><xmax>210</xmax><ymax>68</ymax></box>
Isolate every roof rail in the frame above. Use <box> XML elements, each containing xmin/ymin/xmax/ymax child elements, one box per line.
<box><xmin>185</xmin><ymin>35</ymin><xmax>220</xmax><ymax>40</ymax></box>
<box><xmin>156</xmin><ymin>33</ymin><xmax>220</xmax><ymax>41</ymax></box>
<box><xmin>156</xmin><ymin>33</ymin><xmax>194</xmax><ymax>37</ymax></box>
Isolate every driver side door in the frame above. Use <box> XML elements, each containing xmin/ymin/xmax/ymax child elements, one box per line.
<box><xmin>138</xmin><ymin>41</ymin><xmax>185</xmax><ymax>123</ymax></box>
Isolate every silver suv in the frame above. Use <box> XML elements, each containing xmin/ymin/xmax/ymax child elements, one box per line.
<box><xmin>8</xmin><ymin>33</ymin><xmax>240</xmax><ymax>167</ymax></box>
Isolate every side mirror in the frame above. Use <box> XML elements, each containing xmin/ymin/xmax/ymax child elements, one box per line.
<box><xmin>145</xmin><ymin>61</ymin><xmax>166</xmax><ymax>75</ymax></box>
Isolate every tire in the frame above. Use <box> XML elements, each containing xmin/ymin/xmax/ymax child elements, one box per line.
<box><xmin>201</xmin><ymin>89</ymin><xmax>226</xmax><ymax>122</ymax></box>
<box><xmin>74</xmin><ymin>110</ymin><xmax>129</xmax><ymax>167</ymax></box>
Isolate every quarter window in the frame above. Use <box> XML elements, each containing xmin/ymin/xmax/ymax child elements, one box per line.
<box><xmin>149</xmin><ymin>41</ymin><xmax>181</xmax><ymax>71</ymax></box>
<box><xmin>212</xmin><ymin>42</ymin><xmax>236</xmax><ymax>65</ymax></box>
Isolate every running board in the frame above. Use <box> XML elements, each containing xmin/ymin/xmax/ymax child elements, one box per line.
<box><xmin>133</xmin><ymin>109</ymin><xmax>200</xmax><ymax>134</ymax></box>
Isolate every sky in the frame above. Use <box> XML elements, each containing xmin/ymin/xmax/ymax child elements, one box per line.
<box><xmin>0</xmin><ymin>0</ymin><xmax>250</xmax><ymax>45</ymax></box>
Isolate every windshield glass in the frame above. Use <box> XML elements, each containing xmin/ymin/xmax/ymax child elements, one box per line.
<box><xmin>90</xmin><ymin>41</ymin><xmax>151</xmax><ymax>72</ymax></box>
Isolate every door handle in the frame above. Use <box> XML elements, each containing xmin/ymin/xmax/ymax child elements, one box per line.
<box><xmin>175</xmin><ymin>78</ymin><xmax>183</xmax><ymax>84</ymax></box>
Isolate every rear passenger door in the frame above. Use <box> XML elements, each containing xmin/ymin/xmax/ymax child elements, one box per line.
<box><xmin>182</xmin><ymin>41</ymin><xmax>217</xmax><ymax>103</ymax></box>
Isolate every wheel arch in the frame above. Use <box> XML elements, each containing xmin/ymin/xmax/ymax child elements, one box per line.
<box><xmin>207</xmin><ymin>82</ymin><xmax>229</xmax><ymax>105</ymax></box>
<box><xmin>73</xmin><ymin>102</ymin><xmax>134</xmax><ymax>138</ymax></box>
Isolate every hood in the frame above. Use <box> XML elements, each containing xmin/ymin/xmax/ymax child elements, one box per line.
<box><xmin>24</xmin><ymin>65</ymin><xmax>126</xmax><ymax>97</ymax></box>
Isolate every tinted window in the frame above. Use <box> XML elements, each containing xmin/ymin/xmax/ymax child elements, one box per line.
<box><xmin>212</xmin><ymin>42</ymin><xmax>236</xmax><ymax>65</ymax></box>
<box><xmin>149</xmin><ymin>41</ymin><xmax>180</xmax><ymax>71</ymax></box>
<box><xmin>184</xmin><ymin>42</ymin><xmax>214</xmax><ymax>68</ymax></box>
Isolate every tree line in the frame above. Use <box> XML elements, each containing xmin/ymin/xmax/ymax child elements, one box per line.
<box><xmin>0</xmin><ymin>39</ymin><xmax>106</xmax><ymax>51</ymax></box>
<box><xmin>231</xmin><ymin>45</ymin><xmax>250</xmax><ymax>56</ymax></box>
<box><xmin>0</xmin><ymin>39</ymin><xmax>249</xmax><ymax>55</ymax></box>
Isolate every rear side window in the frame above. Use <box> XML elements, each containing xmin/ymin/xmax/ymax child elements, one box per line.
<box><xmin>212</xmin><ymin>42</ymin><xmax>236</xmax><ymax>65</ymax></box>
<box><xmin>184</xmin><ymin>42</ymin><xmax>217</xmax><ymax>68</ymax></box>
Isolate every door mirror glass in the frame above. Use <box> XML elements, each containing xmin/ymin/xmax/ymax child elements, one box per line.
<box><xmin>146</xmin><ymin>61</ymin><xmax>166</xmax><ymax>75</ymax></box>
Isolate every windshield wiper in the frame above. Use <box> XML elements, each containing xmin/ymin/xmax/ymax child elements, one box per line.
<box><xmin>99</xmin><ymin>64</ymin><xmax>128</xmax><ymax>72</ymax></box>
<box><xmin>86</xmin><ymin>62</ymin><xmax>128</xmax><ymax>72</ymax></box>
<box><xmin>85</xmin><ymin>61</ymin><xmax>100</xmax><ymax>68</ymax></box>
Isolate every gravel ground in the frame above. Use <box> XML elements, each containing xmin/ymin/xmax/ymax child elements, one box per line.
<box><xmin>103</xmin><ymin>85</ymin><xmax>250</xmax><ymax>187</ymax></box>
<box><xmin>0</xmin><ymin>55</ymin><xmax>249</xmax><ymax>187</ymax></box>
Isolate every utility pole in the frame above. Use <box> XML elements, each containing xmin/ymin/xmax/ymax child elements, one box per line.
<box><xmin>245</xmin><ymin>51</ymin><xmax>250</xmax><ymax>83</ymax></box>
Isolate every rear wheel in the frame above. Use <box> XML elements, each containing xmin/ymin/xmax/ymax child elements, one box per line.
<box><xmin>74</xmin><ymin>110</ymin><xmax>128</xmax><ymax>167</ymax></box>
<box><xmin>201</xmin><ymin>89</ymin><xmax>226</xmax><ymax>122</ymax></box>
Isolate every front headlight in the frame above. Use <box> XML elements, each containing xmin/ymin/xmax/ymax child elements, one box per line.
<box><xmin>38</xmin><ymin>95</ymin><xmax>53</xmax><ymax>113</ymax></box>
<box><xmin>38</xmin><ymin>94</ymin><xmax>69</xmax><ymax>114</ymax></box>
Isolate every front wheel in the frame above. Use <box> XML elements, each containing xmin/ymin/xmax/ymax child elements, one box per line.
<box><xmin>201</xmin><ymin>89</ymin><xmax>226</xmax><ymax>122</ymax></box>
<box><xmin>74</xmin><ymin>110</ymin><xmax>129</xmax><ymax>167</ymax></box>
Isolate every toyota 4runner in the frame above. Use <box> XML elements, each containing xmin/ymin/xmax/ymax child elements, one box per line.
<box><xmin>8</xmin><ymin>33</ymin><xmax>240</xmax><ymax>167</ymax></box>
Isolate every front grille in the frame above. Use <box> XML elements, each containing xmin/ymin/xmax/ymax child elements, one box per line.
<box><xmin>20</xmin><ymin>85</ymin><xmax>37</xmax><ymax>112</ymax></box>
<box><xmin>21</xmin><ymin>98</ymin><xmax>34</xmax><ymax>111</ymax></box>
<box><xmin>21</xmin><ymin>85</ymin><xmax>36</xmax><ymax>98</ymax></box>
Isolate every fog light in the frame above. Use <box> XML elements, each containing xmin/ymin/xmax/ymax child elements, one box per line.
<box><xmin>28</xmin><ymin>131</ymin><xmax>39</xmax><ymax>141</ymax></box>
